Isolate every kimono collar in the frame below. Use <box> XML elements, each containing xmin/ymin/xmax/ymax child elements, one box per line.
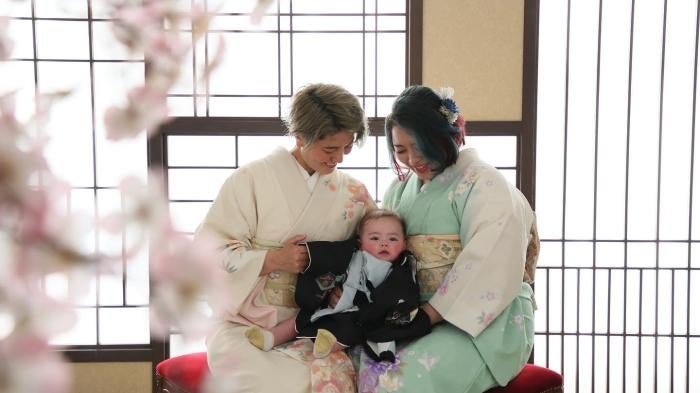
<box><xmin>360</xmin><ymin>250</ymin><xmax>393</xmax><ymax>288</ymax></box>
<box><xmin>455</xmin><ymin>147</ymin><xmax>480</xmax><ymax>169</ymax></box>
<box><xmin>417</xmin><ymin>147</ymin><xmax>482</xmax><ymax>192</ymax></box>
<box><xmin>290</xmin><ymin>150</ymin><xmax>320</xmax><ymax>191</ymax></box>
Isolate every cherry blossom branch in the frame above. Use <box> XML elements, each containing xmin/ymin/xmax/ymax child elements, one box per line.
<box><xmin>0</xmin><ymin>1</ymin><xmax>271</xmax><ymax>391</ymax></box>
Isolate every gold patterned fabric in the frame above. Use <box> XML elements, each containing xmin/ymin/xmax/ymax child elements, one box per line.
<box><xmin>264</xmin><ymin>271</ymin><xmax>298</xmax><ymax>307</ymax></box>
<box><xmin>252</xmin><ymin>239</ymin><xmax>299</xmax><ymax>308</ymax></box>
<box><xmin>406</xmin><ymin>235</ymin><xmax>462</xmax><ymax>301</ymax></box>
<box><xmin>408</xmin><ymin>228</ymin><xmax>539</xmax><ymax>302</ymax></box>
<box><xmin>523</xmin><ymin>218</ymin><xmax>540</xmax><ymax>284</ymax></box>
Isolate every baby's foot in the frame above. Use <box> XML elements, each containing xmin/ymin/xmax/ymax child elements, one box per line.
<box><xmin>245</xmin><ymin>326</ymin><xmax>274</xmax><ymax>351</ymax></box>
<box><xmin>378</xmin><ymin>351</ymin><xmax>396</xmax><ymax>363</ymax></box>
<box><xmin>312</xmin><ymin>329</ymin><xmax>337</xmax><ymax>358</ymax></box>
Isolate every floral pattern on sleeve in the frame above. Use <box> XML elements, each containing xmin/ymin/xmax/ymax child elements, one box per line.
<box><xmin>323</xmin><ymin>178</ymin><xmax>337</xmax><ymax>192</ymax></box>
<box><xmin>343</xmin><ymin>181</ymin><xmax>374</xmax><ymax>220</ymax></box>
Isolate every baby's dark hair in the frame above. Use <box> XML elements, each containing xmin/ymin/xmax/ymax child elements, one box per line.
<box><xmin>356</xmin><ymin>209</ymin><xmax>407</xmax><ymax>238</ymax></box>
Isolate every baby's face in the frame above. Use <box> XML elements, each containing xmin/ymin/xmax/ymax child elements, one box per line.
<box><xmin>359</xmin><ymin>217</ymin><xmax>406</xmax><ymax>262</ymax></box>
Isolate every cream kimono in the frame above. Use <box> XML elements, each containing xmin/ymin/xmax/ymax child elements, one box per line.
<box><xmin>197</xmin><ymin>147</ymin><xmax>374</xmax><ymax>393</ymax></box>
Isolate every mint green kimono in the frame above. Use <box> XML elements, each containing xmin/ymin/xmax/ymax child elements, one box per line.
<box><xmin>355</xmin><ymin>148</ymin><xmax>537</xmax><ymax>393</ymax></box>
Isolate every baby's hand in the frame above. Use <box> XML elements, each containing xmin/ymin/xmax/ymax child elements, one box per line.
<box><xmin>328</xmin><ymin>286</ymin><xmax>343</xmax><ymax>308</ymax></box>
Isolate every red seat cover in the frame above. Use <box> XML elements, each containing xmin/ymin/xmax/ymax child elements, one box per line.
<box><xmin>156</xmin><ymin>352</ymin><xmax>209</xmax><ymax>393</ymax></box>
<box><xmin>155</xmin><ymin>353</ymin><xmax>562</xmax><ymax>393</ymax></box>
<box><xmin>487</xmin><ymin>364</ymin><xmax>563</xmax><ymax>392</ymax></box>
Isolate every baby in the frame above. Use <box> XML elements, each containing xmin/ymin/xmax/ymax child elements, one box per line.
<box><xmin>245</xmin><ymin>209</ymin><xmax>432</xmax><ymax>362</ymax></box>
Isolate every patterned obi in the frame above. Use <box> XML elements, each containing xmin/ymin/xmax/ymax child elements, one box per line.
<box><xmin>406</xmin><ymin>235</ymin><xmax>462</xmax><ymax>302</ymax></box>
<box><xmin>253</xmin><ymin>238</ymin><xmax>298</xmax><ymax>308</ymax></box>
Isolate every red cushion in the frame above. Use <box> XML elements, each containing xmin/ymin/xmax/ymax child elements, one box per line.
<box><xmin>155</xmin><ymin>353</ymin><xmax>562</xmax><ymax>393</ymax></box>
<box><xmin>487</xmin><ymin>364</ymin><xmax>563</xmax><ymax>393</ymax></box>
<box><xmin>156</xmin><ymin>352</ymin><xmax>209</xmax><ymax>393</ymax></box>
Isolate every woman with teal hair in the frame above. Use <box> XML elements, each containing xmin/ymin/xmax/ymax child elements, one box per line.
<box><xmin>353</xmin><ymin>85</ymin><xmax>539</xmax><ymax>392</ymax></box>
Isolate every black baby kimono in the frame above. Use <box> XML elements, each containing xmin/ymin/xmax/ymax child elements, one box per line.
<box><xmin>294</xmin><ymin>238</ymin><xmax>432</xmax><ymax>362</ymax></box>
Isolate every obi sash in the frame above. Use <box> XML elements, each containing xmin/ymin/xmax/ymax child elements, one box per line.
<box><xmin>407</xmin><ymin>235</ymin><xmax>462</xmax><ymax>302</ymax></box>
<box><xmin>253</xmin><ymin>238</ymin><xmax>299</xmax><ymax>308</ymax></box>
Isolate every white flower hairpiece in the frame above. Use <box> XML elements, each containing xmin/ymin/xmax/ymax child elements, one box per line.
<box><xmin>437</xmin><ymin>87</ymin><xmax>459</xmax><ymax>125</ymax></box>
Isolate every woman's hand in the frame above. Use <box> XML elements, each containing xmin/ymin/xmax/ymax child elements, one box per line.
<box><xmin>328</xmin><ymin>286</ymin><xmax>343</xmax><ymax>308</ymax></box>
<box><xmin>260</xmin><ymin>234</ymin><xmax>308</xmax><ymax>275</ymax></box>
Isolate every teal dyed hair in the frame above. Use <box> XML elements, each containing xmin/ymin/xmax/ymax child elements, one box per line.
<box><xmin>385</xmin><ymin>85</ymin><xmax>462</xmax><ymax>179</ymax></box>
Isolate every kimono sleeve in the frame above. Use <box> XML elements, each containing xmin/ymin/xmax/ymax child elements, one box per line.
<box><xmin>304</xmin><ymin>238</ymin><xmax>357</xmax><ymax>276</ymax></box>
<box><xmin>295</xmin><ymin>239</ymin><xmax>356</xmax><ymax>311</ymax></box>
<box><xmin>427</xmin><ymin>166</ymin><xmax>534</xmax><ymax>337</ymax></box>
<box><xmin>195</xmin><ymin>168</ymin><xmax>268</xmax><ymax>315</ymax></box>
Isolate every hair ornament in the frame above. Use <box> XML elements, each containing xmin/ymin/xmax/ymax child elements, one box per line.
<box><xmin>437</xmin><ymin>87</ymin><xmax>460</xmax><ymax>125</ymax></box>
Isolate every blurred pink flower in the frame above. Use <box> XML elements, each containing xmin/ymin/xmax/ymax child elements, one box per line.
<box><xmin>0</xmin><ymin>17</ymin><xmax>13</xmax><ymax>61</ymax></box>
<box><xmin>16</xmin><ymin>186</ymin><xmax>110</xmax><ymax>273</ymax></box>
<box><xmin>0</xmin><ymin>94</ymin><xmax>21</xmax><ymax>135</ymax></box>
<box><xmin>110</xmin><ymin>0</ymin><xmax>171</xmax><ymax>51</ymax></box>
<box><xmin>251</xmin><ymin>0</ymin><xmax>275</xmax><ymax>24</ymax></box>
<box><xmin>146</xmin><ymin>34</ymin><xmax>189</xmax><ymax>89</ymax></box>
<box><xmin>104</xmin><ymin>0</ymin><xmax>225</xmax><ymax>140</ymax></box>
<box><xmin>0</xmin><ymin>1</ymin><xmax>239</xmax><ymax>390</ymax></box>
<box><xmin>0</xmin><ymin>333</ymin><xmax>71</xmax><ymax>393</ymax></box>
<box><xmin>107</xmin><ymin>174</ymin><xmax>230</xmax><ymax>339</ymax></box>
<box><xmin>0</xmin><ymin>260</ymin><xmax>74</xmax><ymax>393</ymax></box>
<box><xmin>0</xmin><ymin>96</ymin><xmax>49</xmax><ymax>205</ymax></box>
<box><xmin>149</xmin><ymin>231</ymin><xmax>227</xmax><ymax>339</ymax></box>
<box><xmin>118</xmin><ymin>175</ymin><xmax>171</xmax><ymax>229</ymax></box>
<box><xmin>104</xmin><ymin>86</ymin><xmax>168</xmax><ymax>140</ymax></box>
<box><xmin>0</xmin><ymin>281</ymin><xmax>76</xmax><ymax>341</ymax></box>
<box><xmin>0</xmin><ymin>139</ymin><xmax>44</xmax><ymax>204</ymax></box>
<box><xmin>100</xmin><ymin>174</ymin><xmax>170</xmax><ymax>262</ymax></box>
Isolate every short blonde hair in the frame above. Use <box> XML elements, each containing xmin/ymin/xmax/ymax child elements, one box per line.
<box><xmin>285</xmin><ymin>83</ymin><xmax>368</xmax><ymax>147</ymax></box>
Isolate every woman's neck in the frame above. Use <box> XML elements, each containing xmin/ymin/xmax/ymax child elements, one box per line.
<box><xmin>291</xmin><ymin>147</ymin><xmax>315</xmax><ymax>175</ymax></box>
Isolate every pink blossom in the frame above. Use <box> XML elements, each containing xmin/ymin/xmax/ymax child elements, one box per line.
<box><xmin>0</xmin><ymin>17</ymin><xmax>13</xmax><ymax>61</ymax></box>
<box><xmin>0</xmin><ymin>0</ymin><xmax>240</xmax><ymax>390</ymax></box>
<box><xmin>117</xmin><ymin>175</ymin><xmax>171</xmax><ymax>229</ymax></box>
<box><xmin>0</xmin><ymin>94</ymin><xmax>21</xmax><ymax>136</ymax></box>
<box><xmin>251</xmin><ymin>0</ymin><xmax>275</xmax><ymax>24</ymax></box>
<box><xmin>0</xmin><ymin>333</ymin><xmax>71</xmax><ymax>393</ymax></box>
<box><xmin>104</xmin><ymin>86</ymin><xmax>168</xmax><ymax>140</ymax></box>
<box><xmin>0</xmin><ymin>96</ymin><xmax>50</xmax><ymax>206</ymax></box>
<box><xmin>0</xmin><ymin>256</ymin><xmax>77</xmax><ymax>337</ymax></box>
<box><xmin>146</xmin><ymin>34</ymin><xmax>189</xmax><ymax>85</ymax></box>
<box><xmin>149</xmin><ymin>232</ymin><xmax>227</xmax><ymax>339</ymax></box>
<box><xmin>111</xmin><ymin>175</ymin><xmax>230</xmax><ymax>339</ymax></box>
<box><xmin>0</xmin><ymin>139</ymin><xmax>40</xmax><ymax>204</ymax></box>
<box><xmin>105</xmin><ymin>1</ymin><xmax>223</xmax><ymax>139</ymax></box>
<box><xmin>0</xmin><ymin>262</ymin><xmax>74</xmax><ymax>392</ymax></box>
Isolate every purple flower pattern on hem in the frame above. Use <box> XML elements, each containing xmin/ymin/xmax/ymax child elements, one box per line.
<box><xmin>358</xmin><ymin>354</ymin><xmax>402</xmax><ymax>393</ymax></box>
